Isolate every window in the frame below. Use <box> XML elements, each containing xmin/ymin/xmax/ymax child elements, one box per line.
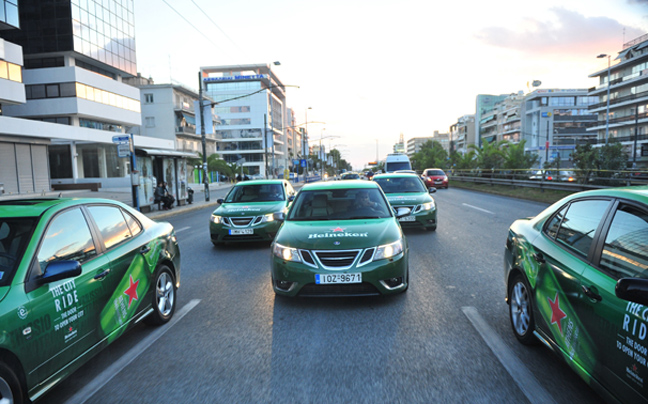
<box><xmin>88</xmin><ymin>206</ymin><xmax>132</xmax><ymax>249</ymax></box>
<box><xmin>37</xmin><ymin>209</ymin><xmax>97</xmax><ymax>272</ymax></box>
<box><xmin>123</xmin><ymin>210</ymin><xmax>142</xmax><ymax>236</ymax></box>
<box><xmin>554</xmin><ymin>200</ymin><xmax>610</xmax><ymax>257</ymax></box>
<box><xmin>600</xmin><ymin>204</ymin><xmax>648</xmax><ymax>279</ymax></box>
<box><xmin>145</xmin><ymin>93</ymin><xmax>154</xmax><ymax>103</ymax></box>
<box><xmin>145</xmin><ymin>117</ymin><xmax>155</xmax><ymax>127</ymax></box>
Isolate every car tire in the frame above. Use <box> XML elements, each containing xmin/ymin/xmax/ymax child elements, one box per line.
<box><xmin>145</xmin><ymin>265</ymin><xmax>176</xmax><ymax>326</ymax></box>
<box><xmin>508</xmin><ymin>273</ymin><xmax>537</xmax><ymax>345</ymax></box>
<box><xmin>0</xmin><ymin>361</ymin><xmax>25</xmax><ymax>404</ymax></box>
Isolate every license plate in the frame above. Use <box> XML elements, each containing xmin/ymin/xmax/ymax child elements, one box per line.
<box><xmin>398</xmin><ymin>216</ymin><xmax>416</xmax><ymax>222</ymax></box>
<box><xmin>435</xmin><ymin>180</ymin><xmax>443</xmax><ymax>183</ymax></box>
<box><xmin>315</xmin><ymin>273</ymin><xmax>362</xmax><ymax>284</ymax></box>
<box><xmin>229</xmin><ymin>228</ymin><xmax>254</xmax><ymax>235</ymax></box>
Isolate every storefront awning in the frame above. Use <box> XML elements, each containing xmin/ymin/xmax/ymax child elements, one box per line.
<box><xmin>136</xmin><ymin>148</ymin><xmax>199</xmax><ymax>158</ymax></box>
<box><xmin>181</xmin><ymin>112</ymin><xmax>196</xmax><ymax>125</ymax></box>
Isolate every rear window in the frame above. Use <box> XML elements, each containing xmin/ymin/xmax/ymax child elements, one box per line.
<box><xmin>385</xmin><ymin>161</ymin><xmax>411</xmax><ymax>172</ymax></box>
<box><xmin>0</xmin><ymin>218</ymin><xmax>36</xmax><ymax>286</ymax></box>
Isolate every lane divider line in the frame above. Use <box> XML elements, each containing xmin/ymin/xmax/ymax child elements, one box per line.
<box><xmin>175</xmin><ymin>226</ymin><xmax>191</xmax><ymax>233</ymax></box>
<box><xmin>66</xmin><ymin>299</ymin><xmax>201</xmax><ymax>404</ymax></box>
<box><xmin>461</xmin><ymin>306</ymin><xmax>557</xmax><ymax>404</ymax></box>
<box><xmin>462</xmin><ymin>203</ymin><xmax>495</xmax><ymax>215</ymax></box>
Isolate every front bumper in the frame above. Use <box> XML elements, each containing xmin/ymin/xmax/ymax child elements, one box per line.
<box><xmin>398</xmin><ymin>209</ymin><xmax>437</xmax><ymax>230</ymax></box>
<box><xmin>210</xmin><ymin>220</ymin><xmax>282</xmax><ymax>244</ymax></box>
<box><xmin>271</xmin><ymin>252</ymin><xmax>408</xmax><ymax>297</ymax></box>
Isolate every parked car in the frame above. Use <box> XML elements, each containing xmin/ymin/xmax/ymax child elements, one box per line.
<box><xmin>528</xmin><ymin>170</ymin><xmax>576</xmax><ymax>182</ymax></box>
<box><xmin>271</xmin><ymin>180</ymin><xmax>409</xmax><ymax>297</ymax></box>
<box><xmin>421</xmin><ymin>168</ymin><xmax>449</xmax><ymax>189</ymax></box>
<box><xmin>505</xmin><ymin>186</ymin><xmax>648</xmax><ymax>403</ymax></box>
<box><xmin>0</xmin><ymin>198</ymin><xmax>180</xmax><ymax>404</ymax></box>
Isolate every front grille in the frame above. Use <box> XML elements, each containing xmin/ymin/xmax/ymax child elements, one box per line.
<box><xmin>222</xmin><ymin>234</ymin><xmax>264</xmax><ymax>241</ymax></box>
<box><xmin>314</xmin><ymin>250</ymin><xmax>360</xmax><ymax>269</ymax></box>
<box><xmin>298</xmin><ymin>282</ymin><xmax>380</xmax><ymax>297</ymax></box>
<box><xmin>231</xmin><ymin>217</ymin><xmax>254</xmax><ymax>227</ymax></box>
<box><xmin>359</xmin><ymin>248</ymin><xmax>375</xmax><ymax>265</ymax></box>
<box><xmin>300</xmin><ymin>250</ymin><xmax>316</xmax><ymax>266</ymax></box>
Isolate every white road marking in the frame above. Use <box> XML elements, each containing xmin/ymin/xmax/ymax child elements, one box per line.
<box><xmin>66</xmin><ymin>299</ymin><xmax>201</xmax><ymax>404</ymax></box>
<box><xmin>175</xmin><ymin>226</ymin><xmax>191</xmax><ymax>233</ymax></box>
<box><xmin>462</xmin><ymin>203</ymin><xmax>495</xmax><ymax>215</ymax></box>
<box><xmin>462</xmin><ymin>306</ymin><xmax>557</xmax><ymax>404</ymax></box>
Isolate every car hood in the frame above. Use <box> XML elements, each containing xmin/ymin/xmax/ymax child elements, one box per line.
<box><xmin>385</xmin><ymin>193</ymin><xmax>432</xmax><ymax>206</ymax></box>
<box><xmin>0</xmin><ymin>286</ymin><xmax>8</xmax><ymax>303</ymax></box>
<box><xmin>213</xmin><ymin>201</ymin><xmax>287</xmax><ymax>217</ymax></box>
<box><xmin>276</xmin><ymin>218</ymin><xmax>402</xmax><ymax>250</ymax></box>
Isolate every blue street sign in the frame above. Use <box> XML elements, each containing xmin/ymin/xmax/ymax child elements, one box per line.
<box><xmin>301</xmin><ymin>159</ymin><xmax>307</xmax><ymax>167</ymax></box>
<box><xmin>112</xmin><ymin>135</ymin><xmax>130</xmax><ymax>144</ymax></box>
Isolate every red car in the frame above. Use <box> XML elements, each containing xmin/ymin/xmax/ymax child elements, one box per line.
<box><xmin>421</xmin><ymin>168</ymin><xmax>449</xmax><ymax>189</ymax></box>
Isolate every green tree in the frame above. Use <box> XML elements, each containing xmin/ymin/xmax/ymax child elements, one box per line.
<box><xmin>469</xmin><ymin>140</ymin><xmax>505</xmax><ymax>169</ymax></box>
<box><xmin>501</xmin><ymin>140</ymin><xmax>538</xmax><ymax>170</ymax></box>
<box><xmin>571</xmin><ymin>142</ymin><xmax>628</xmax><ymax>184</ymax></box>
<box><xmin>449</xmin><ymin>150</ymin><xmax>477</xmax><ymax>170</ymax></box>
<box><xmin>412</xmin><ymin>140</ymin><xmax>449</xmax><ymax>170</ymax></box>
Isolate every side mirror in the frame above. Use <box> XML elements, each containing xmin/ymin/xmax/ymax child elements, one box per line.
<box><xmin>273</xmin><ymin>212</ymin><xmax>286</xmax><ymax>222</ymax></box>
<box><xmin>217</xmin><ymin>198</ymin><xmax>224</xmax><ymax>204</ymax></box>
<box><xmin>39</xmin><ymin>260</ymin><xmax>82</xmax><ymax>284</ymax></box>
<box><xmin>288</xmin><ymin>195</ymin><xmax>295</xmax><ymax>202</ymax></box>
<box><xmin>616</xmin><ymin>278</ymin><xmax>648</xmax><ymax>305</ymax></box>
<box><xmin>429</xmin><ymin>187</ymin><xmax>437</xmax><ymax>194</ymax></box>
<box><xmin>395</xmin><ymin>207</ymin><xmax>412</xmax><ymax>218</ymax></box>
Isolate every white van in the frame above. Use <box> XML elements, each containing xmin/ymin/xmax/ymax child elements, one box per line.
<box><xmin>384</xmin><ymin>153</ymin><xmax>412</xmax><ymax>173</ymax></box>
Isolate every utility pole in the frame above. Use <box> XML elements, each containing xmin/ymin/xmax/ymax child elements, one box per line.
<box><xmin>198</xmin><ymin>71</ymin><xmax>210</xmax><ymax>201</ymax></box>
<box><xmin>264</xmin><ymin>114</ymin><xmax>269</xmax><ymax>179</ymax></box>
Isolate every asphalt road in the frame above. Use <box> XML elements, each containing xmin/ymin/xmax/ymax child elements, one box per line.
<box><xmin>47</xmin><ymin>187</ymin><xmax>605</xmax><ymax>404</ymax></box>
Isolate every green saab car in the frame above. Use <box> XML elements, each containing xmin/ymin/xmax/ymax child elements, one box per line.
<box><xmin>0</xmin><ymin>198</ymin><xmax>180</xmax><ymax>404</ymax></box>
<box><xmin>271</xmin><ymin>180</ymin><xmax>409</xmax><ymax>297</ymax></box>
<box><xmin>505</xmin><ymin>187</ymin><xmax>648</xmax><ymax>403</ymax></box>
<box><xmin>373</xmin><ymin>173</ymin><xmax>437</xmax><ymax>231</ymax></box>
<box><xmin>210</xmin><ymin>180</ymin><xmax>296</xmax><ymax>245</ymax></box>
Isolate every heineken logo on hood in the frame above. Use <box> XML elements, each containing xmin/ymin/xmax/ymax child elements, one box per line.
<box><xmin>308</xmin><ymin>227</ymin><xmax>368</xmax><ymax>239</ymax></box>
<box><xmin>226</xmin><ymin>206</ymin><xmax>262</xmax><ymax>212</ymax></box>
<box><xmin>388</xmin><ymin>196</ymin><xmax>418</xmax><ymax>201</ymax></box>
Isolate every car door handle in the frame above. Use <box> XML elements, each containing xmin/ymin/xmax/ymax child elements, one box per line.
<box><xmin>140</xmin><ymin>245</ymin><xmax>151</xmax><ymax>254</ymax></box>
<box><xmin>532</xmin><ymin>253</ymin><xmax>545</xmax><ymax>263</ymax></box>
<box><xmin>582</xmin><ymin>285</ymin><xmax>602</xmax><ymax>302</ymax></box>
<box><xmin>94</xmin><ymin>268</ymin><xmax>110</xmax><ymax>280</ymax></box>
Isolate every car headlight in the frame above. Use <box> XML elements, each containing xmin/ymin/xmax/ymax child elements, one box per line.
<box><xmin>420</xmin><ymin>202</ymin><xmax>435</xmax><ymax>211</ymax></box>
<box><xmin>273</xmin><ymin>243</ymin><xmax>302</xmax><ymax>262</ymax></box>
<box><xmin>374</xmin><ymin>240</ymin><xmax>403</xmax><ymax>261</ymax></box>
<box><xmin>261</xmin><ymin>213</ymin><xmax>274</xmax><ymax>222</ymax></box>
<box><xmin>210</xmin><ymin>215</ymin><xmax>222</xmax><ymax>224</ymax></box>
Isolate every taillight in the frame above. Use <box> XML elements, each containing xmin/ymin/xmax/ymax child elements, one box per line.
<box><xmin>568</xmin><ymin>177</ymin><xmax>574</xmax><ymax>182</ymax></box>
<box><xmin>547</xmin><ymin>176</ymin><xmax>553</xmax><ymax>181</ymax></box>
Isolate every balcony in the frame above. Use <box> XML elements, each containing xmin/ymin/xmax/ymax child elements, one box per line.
<box><xmin>588</xmin><ymin>89</ymin><xmax>648</xmax><ymax>111</ymax></box>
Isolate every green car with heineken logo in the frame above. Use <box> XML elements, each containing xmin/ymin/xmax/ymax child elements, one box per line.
<box><xmin>373</xmin><ymin>173</ymin><xmax>437</xmax><ymax>231</ymax></box>
<box><xmin>271</xmin><ymin>180</ymin><xmax>409</xmax><ymax>297</ymax></box>
<box><xmin>505</xmin><ymin>187</ymin><xmax>648</xmax><ymax>403</ymax></box>
<box><xmin>210</xmin><ymin>180</ymin><xmax>296</xmax><ymax>245</ymax></box>
<box><xmin>0</xmin><ymin>198</ymin><xmax>180</xmax><ymax>404</ymax></box>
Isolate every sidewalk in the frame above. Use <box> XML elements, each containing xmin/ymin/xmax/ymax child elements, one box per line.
<box><xmin>0</xmin><ymin>182</ymin><xmax>231</xmax><ymax>221</ymax></box>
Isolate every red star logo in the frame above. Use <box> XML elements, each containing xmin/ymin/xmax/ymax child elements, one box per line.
<box><xmin>331</xmin><ymin>227</ymin><xmax>345</xmax><ymax>232</ymax></box>
<box><xmin>69</xmin><ymin>326</ymin><xmax>73</xmax><ymax>332</ymax></box>
<box><xmin>548</xmin><ymin>292</ymin><xmax>567</xmax><ymax>333</ymax></box>
<box><xmin>124</xmin><ymin>275</ymin><xmax>140</xmax><ymax>308</ymax></box>
<box><xmin>633</xmin><ymin>364</ymin><xmax>638</xmax><ymax>372</ymax></box>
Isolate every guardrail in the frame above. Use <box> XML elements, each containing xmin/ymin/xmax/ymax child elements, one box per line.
<box><xmin>449</xmin><ymin>169</ymin><xmax>648</xmax><ymax>192</ymax></box>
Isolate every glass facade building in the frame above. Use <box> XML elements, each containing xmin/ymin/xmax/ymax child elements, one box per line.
<box><xmin>1</xmin><ymin>0</ymin><xmax>136</xmax><ymax>76</ymax></box>
<box><xmin>0</xmin><ymin>0</ymin><xmax>19</xmax><ymax>29</ymax></box>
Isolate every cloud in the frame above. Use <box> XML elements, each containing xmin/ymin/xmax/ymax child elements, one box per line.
<box><xmin>476</xmin><ymin>8</ymin><xmax>644</xmax><ymax>56</ymax></box>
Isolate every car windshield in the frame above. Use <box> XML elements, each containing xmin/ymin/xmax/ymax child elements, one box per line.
<box><xmin>0</xmin><ymin>217</ymin><xmax>36</xmax><ymax>287</ymax></box>
<box><xmin>426</xmin><ymin>170</ymin><xmax>445</xmax><ymax>176</ymax></box>
<box><xmin>224</xmin><ymin>184</ymin><xmax>284</xmax><ymax>203</ymax></box>
<box><xmin>288</xmin><ymin>189</ymin><xmax>392</xmax><ymax>220</ymax></box>
<box><xmin>374</xmin><ymin>177</ymin><xmax>427</xmax><ymax>193</ymax></box>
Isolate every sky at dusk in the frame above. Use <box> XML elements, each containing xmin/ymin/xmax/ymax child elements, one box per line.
<box><xmin>134</xmin><ymin>0</ymin><xmax>648</xmax><ymax>169</ymax></box>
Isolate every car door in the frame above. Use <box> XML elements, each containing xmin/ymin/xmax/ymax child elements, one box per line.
<box><xmin>86</xmin><ymin>205</ymin><xmax>159</xmax><ymax>343</ymax></box>
<box><xmin>530</xmin><ymin>199</ymin><xmax>612</xmax><ymax>373</ymax></box>
<box><xmin>576</xmin><ymin>200</ymin><xmax>648</xmax><ymax>403</ymax></box>
<box><xmin>23</xmin><ymin>207</ymin><xmax>111</xmax><ymax>385</ymax></box>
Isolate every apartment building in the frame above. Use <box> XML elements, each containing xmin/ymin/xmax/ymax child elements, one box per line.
<box><xmin>588</xmin><ymin>32</ymin><xmax>648</xmax><ymax>168</ymax></box>
<box><xmin>406</xmin><ymin>137</ymin><xmax>433</xmax><ymax>158</ymax></box>
<box><xmin>449</xmin><ymin>115</ymin><xmax>476</xmax><ymax>154</ymax></box>
<box><xmin>200</xmin><ymin>63</ymin><xmax>291</xmax><ymax>178</ymax></box>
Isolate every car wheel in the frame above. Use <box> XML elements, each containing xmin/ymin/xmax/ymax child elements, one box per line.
<box><xmin>0</xmin><ymin>361</ymin><xmax>25</xmax><ymax>404</ymax></box>
<box><xmin>145</xmin><ymin>265</ymin><xmax>176</xmax><ymax>326</ymax></box>
<box><xmin>508</xmin><ymin>273</ymin><xmax>537</xmax><ymax>345</ymax></box>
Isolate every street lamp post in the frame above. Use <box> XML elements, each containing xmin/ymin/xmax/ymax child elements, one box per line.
<box><xmin>198</xmin><ymin>71</ymin><xmax>210</xmax><ymax>201</ymax></box>
<box><xmin>597</xmin><ymin>53</ymin><xmax>611</xmax><ymax>144</ymax></box>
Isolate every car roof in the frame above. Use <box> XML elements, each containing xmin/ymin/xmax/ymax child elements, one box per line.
<box><xmin>0</xmin><ymin>198</ymin><xmax>128</xmax><ymax>218</ymax></box>
<box><xmin>373</xmin><ymin>173</ymin><xmax>421</xmax><ymax>179</ymax></box>
<box><xmin>232</xmin><ymin>180</ymin><xmax>285</xmax><ymax>186</ymax></box>
<box><xmin>301</xmin><ymin>180</ymin><xmax>378</xmax><ymax>191</ymax></box>
<box><xmin>567</xmin><ymin>186</ymin><xmax>648</xmax><ymax>203</ymax></box>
